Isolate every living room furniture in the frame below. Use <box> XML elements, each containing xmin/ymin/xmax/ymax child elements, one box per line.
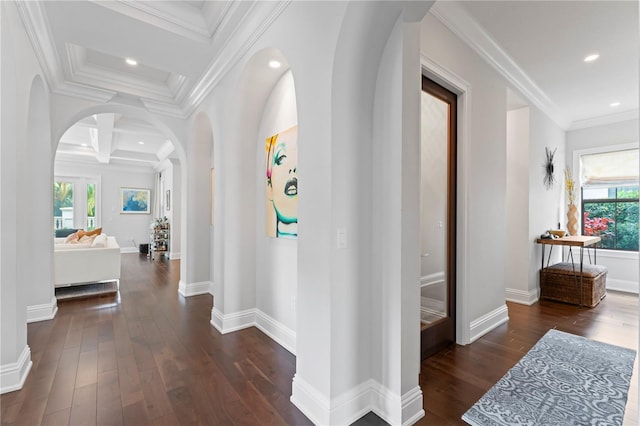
<box><xmin>54</xmin><ymin>236</ymin><xmax>121</xmax><ymax>288</ymax></box>
<box><xmin>536</xmin><ymin>235</ymin><xmax>604</xmax><ymax>307</ymax></box>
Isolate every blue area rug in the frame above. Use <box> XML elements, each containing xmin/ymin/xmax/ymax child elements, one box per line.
<box><xmin>462</xmin><ymin>329</ymin><xmax>636</xmax><ymax>426</ymax></box>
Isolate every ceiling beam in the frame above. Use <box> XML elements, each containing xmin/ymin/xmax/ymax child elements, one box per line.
<box><xmin>93</xmin><ymin>113</ymin><xmax>116</xmax><ymax>164</ymax></box>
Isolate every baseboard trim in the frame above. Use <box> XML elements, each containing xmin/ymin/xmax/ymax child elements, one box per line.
<box><xmin>27</xmin><ymin>296</ymin><xmax>58</xmax><ymax>323</ymax></box>
<box><xmin>505</xmin><ymin>287</ymin><xmax>539</xmax><ymax>305</ymax></box>
<box><xmin>210</xmin><ymin>307</ymin><xmax>255</xmax><ymax>334</ymax></box>
<box><xmin>607</xmin><ymin>278</ymin><xmax>639</xmax><ymax>294</ymax></box>
<box><xmin>0</xmin><ymin>345</ymin><xmax>32</xmax><ymax>394</ymax></box>
<box><xmin>291</xmin><ymin>374</ymin><xmax>330</xmax><ymax>425</ymax></box>
<box><xmin>469</xmin><ymin>304</ymin><xmax>509</xmax><ymax>343</ymax></box>
<box><xmin>210</xmin><ymin>307</ymin><xmax>297</xmax><ymax>355</ymax></box>
<box><xmin>178</xmin><ymin>280</ymin><xmax>212</xmax><ymax>297</ymax></box>
<box><xmin>329</xmin><ymin>380</ymin><xmax>375</xmax><ymax>426</ymax></box>
<box><xmin>169</xmin><ymin>252</ymin><xmax>181</xmax><ymax>260</ymax></box>
<box><xmin>254</xmin><ymin>310</ymin><xmax>296</xmax><ymax>355</ymax></box>
<box><xmin>291</xmin><ymin>377</ymin><xmax>424</xmax><ymax>426</ymax></box>
<box><xmin>370</xmin><ymin>382</ymin><xmax>425</xmax><ymax>426</ymax></box>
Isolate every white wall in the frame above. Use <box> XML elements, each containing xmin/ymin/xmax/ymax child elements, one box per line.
<box><xmin>567</xmin><ymin>118</ymin><xmax>640</xmax><ymax>293</ymax></box>
<box><xmin>506</xmin><ymin>107</ymin><xmax>533</xmax><ymax>303</ymax></box>
<box><xmin>24</xmin><ymin>76</ymin><xmax>56</xmax><ymax>322</ymax></box>
<box><xmin>1</xmin><ymin>0</ymin><xmax>42</xmax><ymax>392</ymax></box>
<box><xmin>255</xmin><ymin>70</ymin><xmax>297</xmax><ymax>334</ymax></box>
<box><xmin>204</xmin><ymin>2</ymin><xmax>432</xmax><ymax>424</ymax></box>
<box><xmin>528</xmin><ymin>106</ymin><xmax>566</xmax><ymax>295</ymax></box>
<box><xmin>54</xmin><ymin>161</ymin><xmax>156</xmax><ymax>251</ymax></box>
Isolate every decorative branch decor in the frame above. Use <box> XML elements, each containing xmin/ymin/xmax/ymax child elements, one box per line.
<box><xmin>543</xmin><ymin>147</ymin><xmax>557</xmax><ymax>189</ymax></box>
<box><xmin>564</xmin><ymin>167</ymin><xmax>578</xmax><ymax>235</ymax></box>
<box><xmin>564</xmin><ymin>167</ymin><xmax>576</xmax><ymax>205</ymax></box>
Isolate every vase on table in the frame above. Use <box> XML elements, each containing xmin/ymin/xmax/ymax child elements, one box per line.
<box><xmin>567</xmin><ymin>203</ymin><xmax>578</xmax><ymax>236</ymax></box>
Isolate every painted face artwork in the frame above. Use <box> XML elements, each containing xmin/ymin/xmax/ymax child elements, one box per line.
<box><xmin>266</xmin><ymin>126</ymin><xmax>298</xmax><ymax>238</ymax></box>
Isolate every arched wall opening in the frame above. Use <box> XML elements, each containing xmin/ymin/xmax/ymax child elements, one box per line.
<box><xmin>23</xmin><ymin>75</ymin><xmax>56</xmax><ymax>322</ymax></box>
<box><xmin>51</xmin><ymin>103</ymin><xmax>187</xmax><ymax>293</ymax></box>
<box><xmin>211</xmin><ymin>47</ymin><xmax>299</xmax><ymax>353</ymax></box>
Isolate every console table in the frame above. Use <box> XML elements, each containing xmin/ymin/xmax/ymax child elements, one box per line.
<box><xmin>535</xmin><ymin>236</ymin><xmax>601</xmax><ymax>307</ymax></box>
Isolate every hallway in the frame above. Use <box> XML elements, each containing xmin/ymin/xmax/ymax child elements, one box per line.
<box><xmin>1</xmin><ymin>253</ymin><xmax>637</xmax><ymax>425</ymax></box>
<box><xmin>0</xmin><ymin>254</ymin><xmax>310</xmax><ymax>425</ymax></box>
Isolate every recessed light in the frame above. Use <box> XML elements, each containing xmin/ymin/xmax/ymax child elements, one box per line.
<box><xmin>268</xmin><ymin>60</ymin><xmax>281</xmax><ymax>69</ymax></box>
<box><xmin>610</xmin><ymin>102</ymin><xmax>621</xmax><ymax>107</ymax></box>
<box><xmin>583</xmin><ymin>53</ymin><xmax>599</xmax><ymax>63</ymax></box>
<box><xmin>125</xmin><ymin>58</ymin><xmax>138</xmax><ymax>66</ymax></box>
<box><xmin>81</xmin><ymin>143</ymin><xmax>88</xmax><ymax>147</ymax></box>
<box><xmin>138</xmin><ymin>141</ymin><xmax>145</xmax><ymax>145</ymax></box>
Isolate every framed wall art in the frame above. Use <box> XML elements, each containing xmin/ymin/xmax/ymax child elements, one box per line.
<box><xmin>120</xmin><ymin>187</ymin><xmax>151</xmax><ymax>214</ymax></box>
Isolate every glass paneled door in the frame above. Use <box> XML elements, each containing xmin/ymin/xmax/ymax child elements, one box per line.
<box><xmin>420</xmin><ymin>76</ymin><xmax>457</xmax><ymax>360</ymax></box>
<box><xmin>53</xmin><ymin>181</ymin><xmax>74</xmax><ymax>231</ymax></box>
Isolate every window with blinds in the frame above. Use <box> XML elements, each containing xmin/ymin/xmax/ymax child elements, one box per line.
<box><xmin>580</xmin><ymin>148</ymin><xmax>639</xmax><ymax>251</ymax></box>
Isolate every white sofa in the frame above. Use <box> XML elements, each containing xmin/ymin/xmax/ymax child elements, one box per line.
<box><xmin>54</xmin><ymin>235</ymin><xmax>121</xmax><ymax>288</ymax></box>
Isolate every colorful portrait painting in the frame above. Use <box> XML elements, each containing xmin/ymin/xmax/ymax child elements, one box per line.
<box><xmin>265</xmin><ymin>126</ymin><xmax>298</xmax><ymax>238</ymax></box>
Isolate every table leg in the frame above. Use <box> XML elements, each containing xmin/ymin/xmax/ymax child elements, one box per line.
<box><xmin>579</xmin><ymin>246</ymin><xmax>584</xmax><ymax>308</ymax></box>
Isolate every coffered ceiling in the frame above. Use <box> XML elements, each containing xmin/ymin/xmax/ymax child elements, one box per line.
<box><xmin>18</xmin><ymin>0</ymin><xmax>290</xmax><ymax>169</ymax></box>
<box><xmin>18</xmin><ymin>1</ymin><xmax>639</xmax><ymax>168</ymax></box>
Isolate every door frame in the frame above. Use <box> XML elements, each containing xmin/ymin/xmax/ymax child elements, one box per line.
<box><xmin>421</xmin><ymin>55</ymin><xmax>471</xmax><ymax>345</ymax></box>
<box><xmin>420</xmin><ymin>76</ymin><xmax>457</xmax><ymax>359</ymax></box>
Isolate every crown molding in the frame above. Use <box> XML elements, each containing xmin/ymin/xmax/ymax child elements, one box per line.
<box><xmin>66</xmin><ymin>43</ymin><xmax>189</xmax><ymax>102</ymax></box>
<box><xmin>430</xmin><ymin>2</ymin><xmax>571</xmax><ymax>130</ymax></box>
<box><xmin>15</xmin><ymin>1</ymin><xmax>63</xmax><ymax>90</ymax></box>
<box><xmin>182</xmin><ymin>1</ymin><xmax>292</xmax><ymax>117</ymax></box>
<box><xmin>54</xmin><ymin>81</ymin><xmax>117</xmax><ymax>103</ymax></box>
<box><xmin>16</xmin><ymin>1</ymin><xmax>117</xmax><ymax>104</ymax></box>
<box><xmin>568</xmin><ymin>108</ymin><xmax>639</xmax><ymax>131</ymax></box>
<box><xmin>204</xmin><ymin>1</ymin><xmax>238</xmax><ymax>38</ymax></box>
<box><xmin>89</xmin><ymin>0</ymin><xmax>211</xmax><ymax>43</ymax></box>
<box><xmin>18</xmin><ymin>0</ymin><xmax>291</xmax><ymax>119</ymax></box>
<box><xmin>142</xmin><ymin>99</ymin><xmax>187</xmax><ymax>119</ymax></box>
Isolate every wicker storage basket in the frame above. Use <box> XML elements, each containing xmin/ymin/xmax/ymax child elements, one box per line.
<box><xmin>540</xmin><ymin>262</ymin><xmax>607</xmax><ymax>308</ymax></box>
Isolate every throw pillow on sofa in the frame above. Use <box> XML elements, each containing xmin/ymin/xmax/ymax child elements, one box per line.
<box><xmin>78</xmin><ymin>227</ymin><xmax>102</xmax><ymax>239</ymax></box>
<box><xmin>91</xmin><ymin>234</ymin><xmax>107</xmax><ymax>248</ymax></box>
<box><xmin>64</xmin><ymin>232</ymin><xmax>79</xmax><ymax>243</ymax></box>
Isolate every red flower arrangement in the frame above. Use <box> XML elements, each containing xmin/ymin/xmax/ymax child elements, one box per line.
<box><xmin>583</xmin><ymin>212</ymin><xmax>615</xmax><ymax>236</ymax></box>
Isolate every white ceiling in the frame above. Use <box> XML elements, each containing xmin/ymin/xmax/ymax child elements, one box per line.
<box><xmin>18</xmin><ymin>0</ymin><xmax>288</xmax><ymax>168</ymax></box>
<box><xmin>18</xmin><ymin>1</ymin><xmax>639</xmax><ymax>167</ymax></box>
<box><xmin>434</xmin><ymin>0</ymin><xmax>639</xmax><ymax>129</ymax></box>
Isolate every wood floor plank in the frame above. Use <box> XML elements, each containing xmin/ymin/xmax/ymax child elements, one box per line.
<box><xmin>2</xmin><ymin>253</ymin><xmax>635</xmax><ymax>426</ymax></box>
<box><xmin>75</xmin><ymin>349</ymin><xmax>98</xmax><ymax>388</ymax></box>
<box><xmin>40</xmin><ymin>407</ymin><xmax>70</xmax><ymax>426</ymax></box>
<box><xmin>69</xmin><ymin>383</ymin><xmax>97</xmax><ymax>426</ymax></box>
<box><xmin>97</xmin><ymin>369</ymin><xmax>124</xmax><ymax>426</ymax></box>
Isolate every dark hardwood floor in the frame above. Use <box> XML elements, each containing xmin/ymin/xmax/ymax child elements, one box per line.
<box><xmin>416</xmin><ymin>291</ymin><xmax>639</xmax><ymax>425</ymax></box>
<box><xmin>1</xmin><ymin>254</ymin><xmax>637</xmax><ymax>425</ymax></box>
<box><xmin>1</xmin><ymin>254</ymin><xmax>311</xmax><ymax>426</ymax></box>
